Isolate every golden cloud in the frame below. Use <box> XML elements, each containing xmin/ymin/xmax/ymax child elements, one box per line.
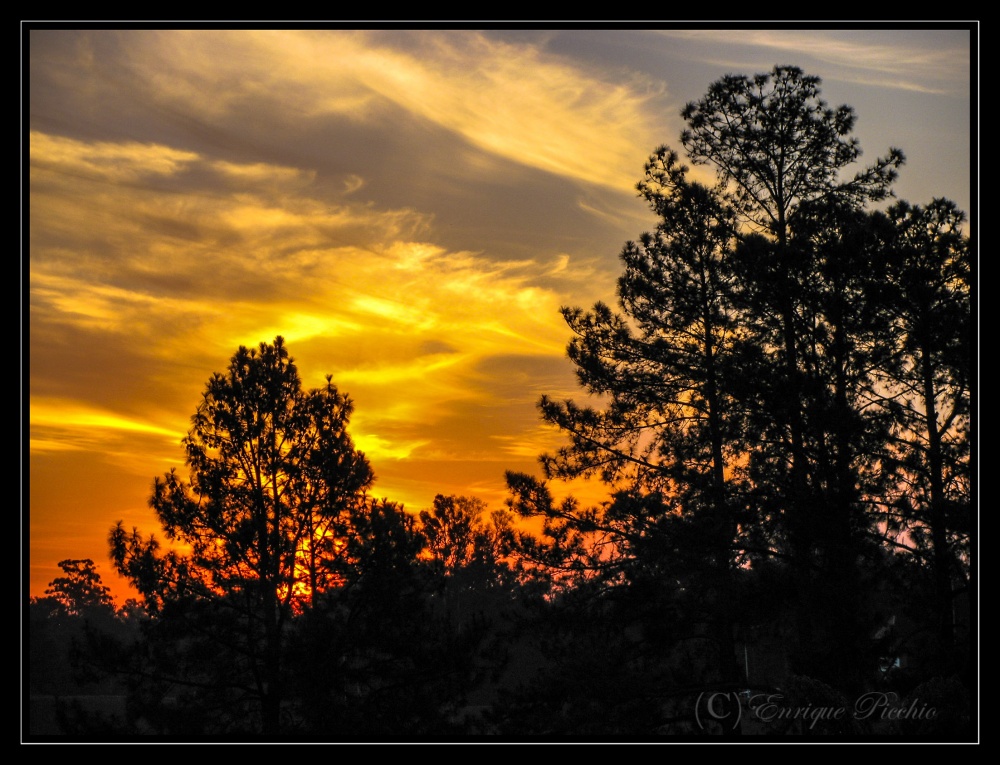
<box><xmin>109</xmin><ymin>30</ymin><xmax>665</xmax><ymax>191</ymax></box>
<box><xmin>30</xmin><ymin>131</ymin><xmax>199</xmax><ymax>181</ymax></box>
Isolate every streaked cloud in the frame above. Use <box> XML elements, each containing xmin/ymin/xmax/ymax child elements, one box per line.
<box><xmin>30</xmin><ymin>131</ymin><xmax>199</xmax><ymax>181</ymax></box>
<box><xmin>97</xmin><ymin>30</ymin><xmax>665</xmax><ymax>191</ymax></box>
<box><xmin>31</xmin><ymin>398</ymin><xmax>181</xmax><ymax>443</ymax></box>
<box><xmin>656</xmin><ymin>28</ymin><xmax>969</xmax><ymax>94</ymax></box>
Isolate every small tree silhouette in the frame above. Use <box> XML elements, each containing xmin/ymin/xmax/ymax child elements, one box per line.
<box><xmin>109</xmin><ymin>336</ymin><xmax>373</xmax><ymax>735</ymax></box>
<box><xmin>42</xmin><ymin>558</ymin><xmax>116</xmax><ymax>617</ymax></box>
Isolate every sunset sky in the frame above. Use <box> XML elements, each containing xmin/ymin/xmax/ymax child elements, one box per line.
<box><xmin>26</xmin><ymin>25</ymin><xmax>975</xmax><ymax>603</ymax></box>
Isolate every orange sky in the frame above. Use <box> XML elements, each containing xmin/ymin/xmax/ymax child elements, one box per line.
<box><xmin>26</xmin><ymin>26</ymin><xmax>974</xmax><ymax>604</ymax></box>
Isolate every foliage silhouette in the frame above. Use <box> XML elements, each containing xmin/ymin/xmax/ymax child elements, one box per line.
<box><xmin>510</xmin><ymin>64</ymin><xmax>972</xmax><ymax>725</ymax></box>
<box><xmin>40</xmin><ymin>558</ymin><xmax>116</xmax><ymax>617</ymax></box>
<box><xmin>878</xmin><ymin>198</ymin><xmax>971</xmax><ymax>662</ymax></box>
<box><xmin>109</xmin><ymin>336</ymin><xmax>374</xmax><ymax>735</ymax></box>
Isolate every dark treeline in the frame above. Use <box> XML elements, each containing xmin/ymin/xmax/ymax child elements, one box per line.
<box><xmin>27</xmin><ymin>66</ymin><xmax>973</xmax><ymax>741</ymax></box>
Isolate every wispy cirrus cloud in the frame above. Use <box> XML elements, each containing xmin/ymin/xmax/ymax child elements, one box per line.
<box><xmin>105</xmin><ymin>29</ymin><xmax>666</xmax><ymax>191</ymax></box>
<box><xmin>656</xmin><ymin>28</ymin><xmax>969</xmax><ymax>94</ymax></box>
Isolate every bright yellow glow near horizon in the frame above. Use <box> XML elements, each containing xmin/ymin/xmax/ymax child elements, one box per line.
<box><xmin>30</xmin><ymin>399</ymin><xmax>182</xmax><ymax>443</ymax></box>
